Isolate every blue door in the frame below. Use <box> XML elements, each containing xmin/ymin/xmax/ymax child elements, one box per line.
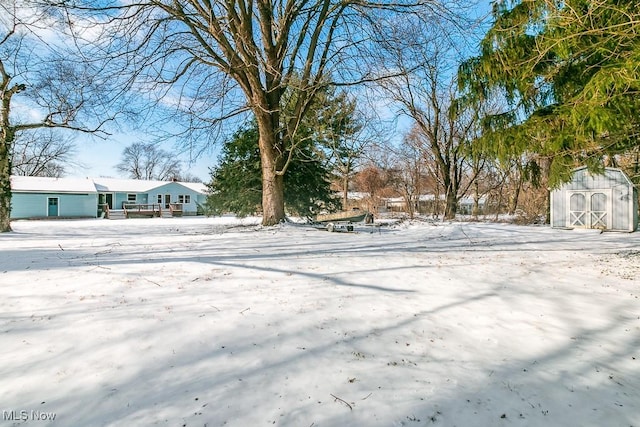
<box><xmin>47</xmin><ymin>198</ymin><xmax>59</xmax><ymax>217</ymax></box>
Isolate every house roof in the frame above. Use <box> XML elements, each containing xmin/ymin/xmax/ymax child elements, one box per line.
<box><xmin>10</xmin><ymin>176</ymin><xmax>208</xmax><ymax>195</ymax></box>
<box><xmin>177</xmin><ymin>181</ymin><xmax>208</xmax><ymax>194</ymax></box>
<box><xmin>11</xmin><ymin>176</ymin><xmax>98</xmax><ymax>194</ymax></box>
<box><xmin>92</xmin><ymin>178</ymin><xmax>170</xmax><ymax>193</ymax></box>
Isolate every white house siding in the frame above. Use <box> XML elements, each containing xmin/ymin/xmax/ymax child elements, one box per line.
<box><xmin>11</xmin><ymin>193</ymin><xmax>98</xmax><ymax>219</ymax></box>
<box><xmin>551</xmin><ymin>167</ymin><xmax>638</xmax><ymax>232</ymax></box>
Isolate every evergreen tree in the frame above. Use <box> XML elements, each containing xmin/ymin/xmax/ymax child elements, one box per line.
<box><xmin>205</xmin><ymin>121</ymin><xmax>339</xmax><ymax>218</ymax></box>
<box><xmin>206</xmin><ymin>86</ymin><xmax>366</xmax><ymax>218</ymax></box>
<box><xmin>459</xmin><ymin>0</ymin><xmax>640</xmax><ymax>186</ymax></box>
<box><xmin>204</xmin><ymin>125</ymin><xmax>263</xmax><ymax>217</ymax></box>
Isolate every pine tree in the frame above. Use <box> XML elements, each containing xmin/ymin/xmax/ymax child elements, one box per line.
<box><xmin>459</xmin><ymin>0</ymin><xmax>640</xmax><ymax>187</ymax></box>
<box><xmin>205</xmin><ymin>122</ymin><xmax>339</xmax><ymax>218</ymax></box>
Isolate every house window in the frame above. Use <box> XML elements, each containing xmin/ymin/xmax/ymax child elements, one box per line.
<box><xmin>127</xmin><ymin>194</ymin><xmax>137</xmax><ymax>203</ymax></box>
<box><xmin>157</xmin><ymin>195</ymin><xmax>162</xmax><ymax>204</ymax></box>
<box><xmin>178</xmin><ymin>195</ymin><xmax>191</xmax><ymax>204</ymax></box>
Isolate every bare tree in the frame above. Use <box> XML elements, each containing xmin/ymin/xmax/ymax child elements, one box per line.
<box><xmin>394</xmin><ymin>130</ymin><xmax>431</xmax><ymax>219</ymax></box>
<box><xmin>1</xmin><ymin>0</ymin><xmax>114</xmax><ymax>231</ymax></box>
<box><xmin>319</xmin><ymin>94</ymin><xmax>377</xmax><ymax>209</ymax></box>
<box><xmin>116</xmin><ymin>142</ymin><xmax>182</xmax><ymax>181</ymax></box>
<box><xmin>352</xmin><ymin>163</ymin><xmax>389</xmax><ymax>213</ymax></box>
<box><xmin>62</xmin><ymin>0</ymin><xmax>466</xmax><ymax>225</ymax></box>
<box><xmin>374</xmin><ymin>19</ymin><xmax>482</xmax><ymax>220</ymax></box>
<box><xmin>11</xmin><ymin>129</ymin><xmax>77</xmax><ymax>177</ymax></box>
<box><xmin>175</xmin><ymin>172</ymin><xmax>203</xmax><ymax>183</ymax></box>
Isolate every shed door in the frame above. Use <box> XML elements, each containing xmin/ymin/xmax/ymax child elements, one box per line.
<box><xmin>590</xmin><ymin>193</ymin><xmax>608</xmax><ymax>228</ymax></box>
<box><xmin>569</xmin><ymin>193</ymin><xmax>586</xmax><ymax>227</ymax></box>
<box><xmin>567</xmin><ymin>191</ymin><xmax>611</xmax><ymax>229</ymax></box>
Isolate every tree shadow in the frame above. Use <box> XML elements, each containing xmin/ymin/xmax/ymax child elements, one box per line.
<box><xmin>1</xmin><ymin>221</ymin><xmax>639</xmax><ymax>426</ymax></box>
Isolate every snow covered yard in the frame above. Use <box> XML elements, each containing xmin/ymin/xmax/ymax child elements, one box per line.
<box><xmin>1</xmin><ymin>217</ymin><xmax>639</xmax><ymax>427</ymax></box>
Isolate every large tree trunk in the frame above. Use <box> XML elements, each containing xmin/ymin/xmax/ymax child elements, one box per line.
<box><xmin>0</xmin><ymin>138</ymin><xmax>12</xmax><ymax>232</ymax></box>
<box><xmin>444</xmin><ymin>188</ymin><xmax>457</xmax><ymax>220</ymax></box>
<box><xmin>508</xmin><ymin>180</ymin><xmax>521</xmax><ymax>216</ymax></box>
<box><xmin>472</xmin><ymin>179</ymin><xmax>481</xmax><ymax>218</ymax></box>
<box><xmin>261</xmin><ymin>164</ymin><xmax>285</xmax><ymax>225</ymax></box>
<box><xmin>1</xmin><ymin>83</ymin><xmax>14</xmax><ymax>232</ymax></box>
<box><xmin>342</xmin><ymin>176</ymin><xmax>349</xmax><ymax>209</ymax></box>
<box><xmin>441</xmin><ymin>165</ymin><xmax>458</xmax><ymax>220</ymax></box>
<box><xmin>257</xmin><ymin>116</ymin><xmax>286</xmax><ymax>226</ymax></box>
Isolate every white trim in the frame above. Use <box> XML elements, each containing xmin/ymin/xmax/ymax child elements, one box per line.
<box><xmin>630</xmin><ymin>188</ymin><xmax>636</xmax><ymax>232</ymax></box>
<box><xmin>565</xmin><ymin>189</ymin><xmax>612</xmax><ymax>229</ymax></box>
<box><xmin>99</xmin><ymin>192</ymin><xmax>115</xmax><ymax>210</ymax></box>
<box><xmin>550</xmin><ymin>190</ymin><xmax>555</xmax><ymax>226</ymax></box>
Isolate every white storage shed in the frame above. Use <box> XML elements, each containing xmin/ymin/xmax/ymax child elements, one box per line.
<box><xmin>550</xmin><ymin>167</ymin><xmax>638</xmax><ymax>232</ymax></box>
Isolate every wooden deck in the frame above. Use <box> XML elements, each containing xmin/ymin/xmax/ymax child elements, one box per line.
<box><xmin>123</xmin><ymin>203</ymin><xmax>162</xmax><ymax>218</ymax></box>
<box><xmin>102</xmin><ymin>203</ymin><xmax>185</xmax><ymax>219</ymax></box>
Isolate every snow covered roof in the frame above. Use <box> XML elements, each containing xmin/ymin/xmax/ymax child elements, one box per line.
<box><xmin>11</xmin><ymin>176</ymin><xmax>98</xmax><ymax>194</ymax></box>
<box><xmin>92</xmin><ymin>178</ymin><xmax>170</xmax><ymax>193</ymax></box>
<box><xmin>459</xmin><ymin>196</ymin><xmax>487</xmax><ymax>205</ymax></box>
<box><xmin>10</xmin><ymin>176</ymin><xmax>208</xmax><ymax>195</ymax></box>
<box><xmin>177</xmin><ymin>181</ymin><xmax>208</xmax><ymax>194</ymax></box>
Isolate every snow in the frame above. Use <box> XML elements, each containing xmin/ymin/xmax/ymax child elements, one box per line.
<box><xmin>10</xmin><ymin>176</ymin><xmax>208</xmax><ymax>195</ymax></box>
<box><xmin>10</xmin><ymin>176</ymin><xmax>97</xmax><ymax>194</ymax></box>
<box><xmin>1</xmin><ymin>217</ymin><xmax>639</xmax><ymax>426</ymax></box>
<box><xmin>92</xmin><ymin>178</ymin><xmax>207</xmax><ymax>194</ymax></box>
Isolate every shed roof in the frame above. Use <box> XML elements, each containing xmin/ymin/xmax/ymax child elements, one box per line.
<box><xmin>567</xmin><ymin>166</ymin><xmax>635</xmax><ymax>188</ymax></box>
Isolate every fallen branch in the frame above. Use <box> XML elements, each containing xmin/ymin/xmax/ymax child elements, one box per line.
<box><xmin>145</xmin><ymin>278</ymin><xmax>162</xmax><ymax>287</ymax></box>
<box><xmin>459</xmin><ymin>225</ymin><xmax>474</xmax><ymax>244</ymax></box>
<box><xmin>88</xmin><ymin>265</ymin><xmax>111</xmax><ymax>271</ymax></box>
<box><xmin>330</xmin><ymin>394</ymin><xmax>353</xmax><ymax>411</ymax></box>
<box><xmin>239</xmin><ymin>307</ymin><xmax>250</xmax><ymax>315</ymax></box>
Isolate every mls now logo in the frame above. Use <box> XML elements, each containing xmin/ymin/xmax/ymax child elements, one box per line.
<box><xmin>3</xmin><ymin>410</ymin><xmax>57</xmax><ymax>421</ymax></box>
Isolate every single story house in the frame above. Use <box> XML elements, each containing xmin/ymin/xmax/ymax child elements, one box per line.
<box><xmin>10</xmin><ymin>176</ymin><xmax>208</xmax><ymax>219</ymax></box>
<box><xmin>550</xmin><ymin>167</ymin><xmax>638</xmax><ymax>232</ymax></box>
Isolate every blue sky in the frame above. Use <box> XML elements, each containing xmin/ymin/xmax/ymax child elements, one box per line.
<box><xmin>69</xmin><ymin>134</ymin><xmax>216</xmax><ymax>182</ymax></box>
<box><xmin>49</xmin><ymin>0</ymin><xmax>494</xmax><ymax>183</ymax></box>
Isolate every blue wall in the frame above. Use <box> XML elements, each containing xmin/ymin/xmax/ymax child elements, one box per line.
<box><xmin>11</xmin><ymin>193</ymin><xmax>98</xmax><ymax>219</ymax></box>
<box><xmin>149</xmin><ymin>182</ymin><xmax>206</xmax><ymax>214</ymax></box>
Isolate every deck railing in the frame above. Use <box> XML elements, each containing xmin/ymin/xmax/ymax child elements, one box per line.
<box><xmin>123</xmin><ymin>203</ymin><xmax>162</xmax><ymax>217</ymax></box>
<box><xmin>168</xmin><ymin>203</ymin><xmax>183</xmax><ymax>217</ymax></box>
